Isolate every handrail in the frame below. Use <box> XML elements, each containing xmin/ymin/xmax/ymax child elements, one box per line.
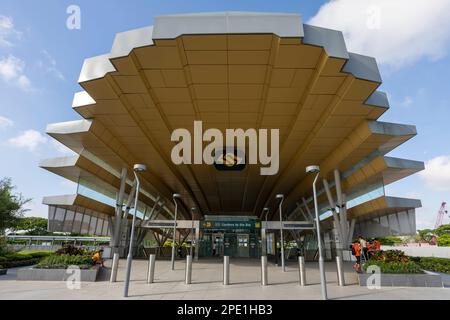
<box><xmin>6</xmin><ymin>235</ymin><xmax>111</xmax><ymax>242</ymax></box>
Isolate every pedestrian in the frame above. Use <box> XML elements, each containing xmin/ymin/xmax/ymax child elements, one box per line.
<box><xmin>367</xmin><ymin>239</ymin><xmax>375</xmax><ymax>259</ymax></box>
<box><xmin>92</xmin><ymin>249</ymin><xmax>104</xmax><ymax>267</ymax></box>
<box><xmin>350</xmin><ymin>241</ymin><xmax>361</xmax><ymax>272</ymax></box>
<box><xmin>373</xmin><ymin>238</ymin><xmax>381</xmax><ymax>252</ymax></box>
<box><xmin>359</xmin><ymin>235</ymin><xmax>368</xmax><ymax>261</ymax></box>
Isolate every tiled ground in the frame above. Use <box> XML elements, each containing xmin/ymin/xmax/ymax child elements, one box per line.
<box><xmin>1</xmin><ymin>258</ymin><xmax>449</xmax><ymax>300</ymax></box>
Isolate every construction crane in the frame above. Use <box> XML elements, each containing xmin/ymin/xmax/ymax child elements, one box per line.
<box><xmin>435</xmin><ymin>202</ymin><xmax>448</xmax><ymax>229</ymax></box>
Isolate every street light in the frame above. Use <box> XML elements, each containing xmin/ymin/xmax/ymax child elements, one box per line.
<box><xmin>124</xmin><ymin>163</ymin><xmax>147</xmax><ymax>298</ymax></box>
<box><xmin>190</xmin><ymin>207</ymin><xmax>196</xmax><ymax>256</ymax></box>
<box><xmin>171</xmin><ymin>193</ymin><xmax>181</xmax><ymax>271</ymax></box>
<box><xmin>276</xmin><ymin>194</ymin><xmax>285</xmax><ymax>272</ymax></box>
<box><xmin>306</xmin><ymin>165</ymin><xmax>328</xmax><ymax>300</ymax></box>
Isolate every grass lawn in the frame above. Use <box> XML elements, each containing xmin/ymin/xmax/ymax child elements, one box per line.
<box><xmin>18</xmin><ymin>250</ymin><xmax>55</xmax><ymax>255</ymax></box>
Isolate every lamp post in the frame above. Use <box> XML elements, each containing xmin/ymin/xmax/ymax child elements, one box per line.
<box><xmin>124</xmin><ymin>164</ymin><xmax>147</xmax><ymax>298</ymax></box>
<box><xmin>171</xmin><ymin>193</ymin><xmax>181</xmax><ymax>271</ymax></box>
<box><xmin>190</xmin><ymin>207</ymin><xmax>196</xmax><ymax>256</ymax></box>
<box><xmin>306</xmin><ymin>165</ymin><xmax>328</xmax><ymax>300</ymax></box>
<box><xmin>276</xmin><ymin>194</ymin><xmax>285</xmax><ymax>272</ymax></box>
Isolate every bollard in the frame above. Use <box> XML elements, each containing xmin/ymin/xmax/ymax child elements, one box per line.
<box><xmin>336</xmin><ymin>255</ymin><xmax>345</xmax><ymax>286</ymax></box>
<box><xmin>185</xmin><ymin>255</ymin><xmax>192</xmax><ymax>284</ymax></box>
<box><xmin>223</xmin><ymin>256</ymin><xmax>230</xmax><ymax>285</ymax></box>
<box><xmin>110</xmin><ymin>252</ymin><xmax>120</xmax><ymax>283</ymax></box>
<box><xmin>171</xmin><ymin>246</ymin><xmax>176</xmax><ymax>271</ymax></box>
<box><xmin>298</xmin><ymin>256</ymin><xmax>306</xmax><ymax>286</ymax></box>
<box><xmin>261</xmin><ymin>255</ymin><xmax>268</xmax><ymax>286</ymax></box>
<box><xmin>147</xmin><ymin>254</ymin><xmax>156</xmax><ymax>284</ymax></box>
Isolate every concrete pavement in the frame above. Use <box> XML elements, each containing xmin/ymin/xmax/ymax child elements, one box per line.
<box><xmin>0</xmin><ymin>258</ymin><xmax>449</xmax><ymax>300</ymax></box>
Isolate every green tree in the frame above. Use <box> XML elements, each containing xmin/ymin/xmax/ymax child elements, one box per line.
<box><xmin>437</xmin><ymin>233</ymin><xmax>450</xmax><ymax>247</ymax></box>
<box><xmin>376</xmin><ymin>236</ymin><xmax>403</xmax><ymax>245</ymax></box>
<box><xmin>12</xmin><ymin>217</ymin><xmax>48</xmax><ymax>235</ymax></box>
<box><xmin>418</xmin><ymin>229</ymin><xmax>435</xmax><ymax>242</ymax></box>
<box><xmin>435</xmin><ymin>224</ymin><xmax>450</xmax><ymax>237</ymax></box>
<box><xmin>0</xmin><ymin>178</ymin><xmax>30</xmax><ymax>235</ymax></box>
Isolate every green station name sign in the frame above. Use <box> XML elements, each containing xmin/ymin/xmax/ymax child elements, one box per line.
<box><xmin>201</xmin><ymin>220</ymin><xmax>261</xmax><ymax>230</ymax></box>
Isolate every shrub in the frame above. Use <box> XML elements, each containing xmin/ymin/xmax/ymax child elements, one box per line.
<box><xmin>363</xmin><ymin>249</ymin><xmax>423</xmax><ymax>274</ymax></box>
<box><xmin>22</xmin><ymin>251</ymin><xmax>53</xmax><ymax>259</ymax></box>
<box><xmin>0</xmin><ymin>251</ymin><xmax>53</xmax><ymax>269</ymax></box>
<box><xmin>370</xmin><ymin>250</ymin><xmax>410</xmax><ymax>263</ymax></box>
<box><xmin>414</xmin><ymin>257</ymin><xmax>450</xmax><ymax>274</ymax></box>
<box><xmin>4</xmin><ymin>252</ymin><xmax>32</xmax><ymax>261</ymax></box>
<box><xmin>437</xmin><ymin>234</ymin><xmax>450</xmax><ymax>247</ymax></box>
<box><xmin>55</xmin><ymin>245</ymin><xmax>86</xmax><ymax>256</ymax></box>
<box><xmin>0</xmin><ymin>237</ymin><xmax>8</xmax><ymax>256</ymax></box>
<box><xmin>363</xmin><ymin>260</ymin><xmax>423</xmax><ymax>274</ymax></box>
<box><xmin>36</xmin><ymin>254</ymin><xmax>94</xmax><ymax>270</ymax></box>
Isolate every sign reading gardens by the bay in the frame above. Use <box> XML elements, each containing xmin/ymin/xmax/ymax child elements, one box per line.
<box><xmin>201</xmin><ymin>219</ymin><xmax>261</xmax><ymax>231</ymax></box>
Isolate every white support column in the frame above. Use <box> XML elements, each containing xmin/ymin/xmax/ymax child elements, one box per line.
<box><xmin>194</xmin><ymin>226</ymin><xmax>200</xmax><ymax>262</ymax></box>
<box><xmin>301</xmin><ymin>197</ymin><xmax>314</xmax><ymax>221</ymax></box>
<box><xmin>261</xmin><ymin>226</ymin><xmax>267</xmax><ymax>256</ymax></box>
<box><xmin>110</xmin><ymin>168</ymin><xmax>128</xmax><ymax>283</ymax></box>
<box><xmin>341</xmin><ymin>193</ymin><xmax>349</xmax><ymax>244</ymax></box>
<box><xmin>296</xmin><ymin>203</ymin><xmax>309</xmax><ymax>221</ymax></box>
<box><xmin>147</xmin><ymin>196</ymin><xmax>161</xmax><ymax>221</ymax></box>
<box><xmin>347</xmin><ymin>219</ymin><xmax>356</xmax><ymax>247</ymax></box>
<box><xmin>334</xmin><ymin>170</ymin><xmax>348</xmax><ymax>242</ymax></box>
<box><xmin>123</xmin><ymin>182</ymin><xmax>137</xmax><ymax>219</ymax></box>
<box><xmin>323</xmin><ymin>178</ymin><xmax>344</xmax><ymax>249</ymax></box>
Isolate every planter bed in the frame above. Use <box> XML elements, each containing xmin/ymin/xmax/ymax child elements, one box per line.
<box><xmin>358</xmin><ymin>272</ymin><xmax>443</xmax><ymax>288</ymax></box>
<box><xmin>1</xmin><ymin>258</ymin><xmax>40</xmax><ymax>269</ymax></box>
<box><xmin>17</xmin><ymin>266</ymin><xmax>100</xmax><ymax>282</ymax></box>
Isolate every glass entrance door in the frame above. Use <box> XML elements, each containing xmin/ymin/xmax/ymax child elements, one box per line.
<box><xmin>237</xmin><ymin>234</ymin><xmax>250</xmax><ymax>257</ymax></box>
<box><xmin>212</xmin><ymin>233</ymin><xmax>224</xmax><ymax>257</ymax></box>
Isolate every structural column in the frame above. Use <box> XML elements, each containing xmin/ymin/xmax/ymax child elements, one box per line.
<box><xmin>194</xmin><ymin>225</ymin><xmax>200</xmax><ymax>262</ymax></box>
<box><xmin>110</xmin><ymin>167</ymin><xmax>127</xmax><ymax>283</ymax></box>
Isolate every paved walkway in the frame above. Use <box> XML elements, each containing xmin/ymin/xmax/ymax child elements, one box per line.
<box><xmin>1</xmin><ymin>258</ymin><xmax>449</xmax><ymax>300</ymax></box>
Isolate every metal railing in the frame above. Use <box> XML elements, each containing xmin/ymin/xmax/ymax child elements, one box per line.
<box><xmin>6</xmin><ymin>235</ymin><xmax>111</xmax><ymax>243</ymax></box>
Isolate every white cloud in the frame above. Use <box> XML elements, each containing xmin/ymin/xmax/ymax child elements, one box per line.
<box><xmin>399</xmin><ymin>96</ymin><xmax>413</xmax><ymax>108</ymax></box>
<box><xmin>0</xmin><ymin>15</ymin><xmax>22</xmax><ymax>47</ymax></box>
<box><xmin>419</xmin><ymin>155</ymin><xmax>450</xmax><ymax>192</ymax></box>
<box><xmin>8</xmin><ymin>129</ymin><xmax>47</xmax><ymax>151</ymax></box>
<box><xmin>308</xmin><ymin>0</ymin><xmax>450</xmax><ymax>68</ymax></box>
<box><xmin>0</xmin><ymin>55</ymin><xmax>33</xmax><ymax>91</ymax></box>
<box><xmin>37</xmin><ymin>50</ymin><xmax>65</xmax><ymax>81</ymax></box>
<box><xmin>0</xmin><ymin>115</ymin><xmax>13</xmax><ymax>129</ymax></box>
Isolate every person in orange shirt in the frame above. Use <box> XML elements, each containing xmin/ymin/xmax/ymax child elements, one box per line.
<box><xmin>350</xmin><ymin>241</ymin><xmax>361</xmax><ymax>272</ymax></box>
<box><xmin>367</xmin><ymin>239</ymin><xmax>375</xmax><ymax>259</ymax></box>
<box><xmin>374</xmin><ymin>239</ymin><xmax>381</xmax><ymax>251</ymax></box>
<box><xmin>92</xmin><ymin>249</ymin><xmax>104</xmax><ymax>267</ymax></box>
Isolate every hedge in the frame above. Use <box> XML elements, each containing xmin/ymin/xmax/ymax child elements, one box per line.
<box><xmin>413</xmin><ymin>257</ymin><xmax>450</xmax><ymax>274</ymax></box>
<box><xmin>363</xmin><ymin>260</ymin><xmax>423</xmax><ymax>274</ymax></box>
<box><xmin>0</xmin><ymin>251</ymin><xmax>53</xmax><ymax>269</ymax></box>
<box><xmin>36</xmin><ymin>254</ymin><xmax>94</xmax><ymax>270</ymax></box>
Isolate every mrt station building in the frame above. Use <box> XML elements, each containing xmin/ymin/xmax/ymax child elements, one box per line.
<box><xmin>40</xmin><ymin>12</ymin><xmax>423</xmax><ymax>260</ymax></box>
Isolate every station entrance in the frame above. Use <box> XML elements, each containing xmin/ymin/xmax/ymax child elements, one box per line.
<box><xmin>198</xmin><ymin>216</ymin><xmax>261</xmax><ymax>258</ymax></box>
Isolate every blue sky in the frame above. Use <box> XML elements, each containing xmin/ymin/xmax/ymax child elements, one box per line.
<box><xmin>0</xmin><ymin>0</ymin><xmax>449</xmax><ymax>229</ymax></box>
